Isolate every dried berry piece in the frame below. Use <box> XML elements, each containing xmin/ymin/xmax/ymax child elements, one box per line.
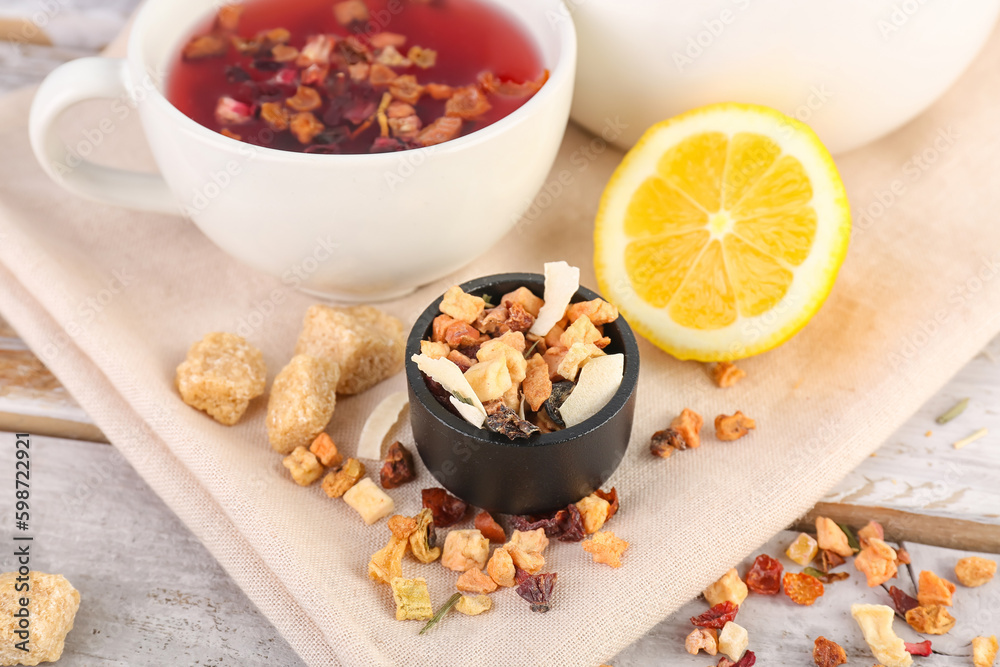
<box><xmin>544</xmin><ymin>381</ymin><xmax>575</xmax><ymax>428</ymax></box>
<box><xmin>783</xmin><ymin>572</ymin><xmax>824</xmax><ymax>606</ymax></box>
<box><xmin>485</xmin><ymin>403</ymin><xmax>540</xmax><ymax>439</ymax></box>
<box><xmin>473</xmin><ymin>511</ymin><xmax>506</xmax><ymax>543</ymax></box>
<box><xmin>905</xmin><ymin>641</ymin><xmax>932</xmax><ymax>656</ymax></box>
<box><xmin>690</xmin><ymin>601</ymin><xmax>739</xmax><ymax>629</ymax></box>
<box><xmin>514</xmin><ymin>569</ymin><xmax>556</xmax><ymax>613</ymax></box>
<box><xmin>718</xmin><ymin>651</ymin><xmax>755</xmax><ymax>667</ymax></box>
<box><xmin>421</xmin><ymin>488</ymin><xmax>468</xmax><ymax>527</ymax></box>
<box><xmin>745</xmin><ymin>554</ymin><xmax>783</xmax><ymax>595</ymax></box>
<box><xmin>714</xmin><ymin>411</ymin><xmax>756</xmax><ymax>441</ymax></box>
<box><xmin>511</xmin><ymin>504</ymin><xmax>586</xmax><ymax>542</ymax></box>
<box><xmin>380</xmin><ymin>441</ymin><xmax>416</xmax><ymax>489</ymax></box>
<box><xmin>594</xmin><ymin>487</ymin><xmax>619</xmax><ymax>520</ymax></box>
<box><xmin>812</xmin><ymin>637</ymin><xmax>847</xmax><ymax>667</ymax></box>
<box><xmin>887</xmin><ymin>585</ymin><xmax>919</xmax><ymax>615</ymax></box>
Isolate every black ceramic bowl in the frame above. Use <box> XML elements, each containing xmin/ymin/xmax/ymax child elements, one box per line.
<box><xmin>405</xmin><ymin>272</ymin><xmax>639</xmax><ymax>515</ymax></box>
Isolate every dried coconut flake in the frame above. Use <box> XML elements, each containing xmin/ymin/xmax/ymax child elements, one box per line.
<box><xmin>529</xmin><ymin>261</ymin><xmax>580</xmax><ymax>336</ymax></box>
<box><xmin>558</xmin><ymin>354</ymin><xmax>624</xmax><ymax>428</ymax></box>
<box><xmin>357</xmin><ymin>391</ymin><xmax>409</xmax><ymax>460</ymax></box>
<box><xmin>411</xmin><ymin>353</ymin><xmax>487</xmax><ymax>427</ymax></box>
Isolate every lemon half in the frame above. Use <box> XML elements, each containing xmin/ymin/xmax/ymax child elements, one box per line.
<box><xmin>594</xmin><ymin>103</ymin><xmax>851</xmax><ymax>361</ymax></box>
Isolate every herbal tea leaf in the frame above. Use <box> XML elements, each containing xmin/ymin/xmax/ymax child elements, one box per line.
<box><xmin>837</xmin><ymin>523</ymin><xmax>860</xmax><ymax>552</ymax></box>
<box><xmin>419</xmin><ymin>592</ymin><xmax>461</xmax><ymax>635</ymax></box>
<box><xmin>936</xmin><ymin>397</ymin><xmax>969</xmax><ymax>424</ymax></box>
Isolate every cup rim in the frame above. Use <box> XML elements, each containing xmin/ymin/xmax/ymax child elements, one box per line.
<box><xmin>405</xmin><ymin>272</ymin><xmax>640</xmax><ymax>450</ymax></box>
<box><xmin>127</xmin><ymin>0</ymin><xmax>577</xmax><ymax>164</ymax></box>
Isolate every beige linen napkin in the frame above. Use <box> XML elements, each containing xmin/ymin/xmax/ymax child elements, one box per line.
<box><xmin>2</xmin><ymin>17</ymin><xmax>1000</xmax><ymax>666</ymax></box>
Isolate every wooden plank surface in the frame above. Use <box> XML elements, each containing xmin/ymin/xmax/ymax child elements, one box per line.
<box><xmin>0</xmin><ymin>433</ymin><xmax>305</xmax><ymax>667</ymax></box>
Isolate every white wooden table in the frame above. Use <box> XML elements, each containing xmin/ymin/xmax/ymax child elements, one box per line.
<box><xmin>1</xmin><ymin>7</ymin><xmax>999</xmax><ymax>664</ymax></box>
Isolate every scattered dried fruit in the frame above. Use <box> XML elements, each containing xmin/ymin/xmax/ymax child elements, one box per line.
<box><xmin>712</xmin><ymin>361</ymin><xmax>746</xmax><ymax>388</ymax></box>
<box><xmin>973</xmin><ymin>635</ymin><xmax>999</xmax><ymax>667</ymax></box>
<box><xmin>390</xmin><ymin>577</ymin><xmax>433</xmax><ymax>621</ymax></box>
<box><xmin>176</xmin><ymin>332</ymin><xmax>266</xmax><ymax>426</ymax></box>
<box><xmin>322</xmin><ymin>458</ymin><xmax>364</xmax><ymax>498</ymax></box>
<box><xmin>507</xmin><ymin>529</ymin><xmax>549</xmax><ymax>555</ymax></box>
<box><xmin>786</xmin><ymin>533</ymin><xmax>819</xmax><ymax>566</ymax></box>
<box><xmin>955</xmin><ymin>556</ymin><xmax>996</xmax><ymax>587</ymax></box>
<box><xmin>905</xmin><ymin>605</ymin><xmax>955</xmax><ymax>635</ymax></box>
<box><xmin>746</xmin><ymin>554</ymin><xmax>783</xmax><ymax>595</ymax></box>
<box><xmin>704</xmin><ymin>569</ymin><xmax>748</xmax><ymax>607</ymax></box>
<box><xmin>421</xmin><ymin>488</ymin><xmax>468</xmax><ymax>528</ymax></box>
<box><xmin>783</xmin><ymin>572</ymin><xmax>824</xmax><ymax>606</ymax></box>
<box><xmin>887</xmin><ymin>586</ymin><xmax>919</xmax><ymax>615</ymax></box>
<box><xmin>514</xmin><ymin>569</ymin><xmax>557</xmax><ymax>613</ymax></box>
<box><xmin>904</xmin><ymin>641</ymin><xmax>932</xmax><ymax>657</ymax></box>
<box><xmin>368</xmin><ymin>515</ymin><xmax>417</xmax><ymax>584</ymax></box>
<box><xmin>685</xmin><ymin>628</ymin><xmax>719</xmax><ymax>656</ymax></box>
<box><xmin>582</xmin><ymin>531</ymin><xmax>628</xmax><ymax>568</ymax></box>
<box><xmin>487</xmin><ymin>547</ymin><xmax>516</xmax><ymax>587</ymax></box>
<box><xmin>851</xmin><ymin>603</ymin><xmax>913</xmax><ymax>667</ymax></box>
<box><xmin>816</xmin><ymin>517</ymin><xmax>854</xmax><ymax>558</ymax></box>
<box><xmin>511</xmin><ymin>504</ymin><xmax>586</xmax><ymax>542</ymax></box>
<box><xmin>714</xmin><ymin>411</ymin><xmax>756</xmax><ymax>441</ymax></box>
<box><xmin>456</xmin><ymin>568</ymin><xmax>498</xmax><ymax>594</ymax></box>
<box><xmin>343</xmin><ymin>478</ymin><xmax>394</xmax><ymax>525</ymax></box>
<box><xmin>283</xmin><ymin>446</ymin><xmax>323</xmax><ymax>486</ymax></box>
<box><xmin>379</xmin><ymin>441</ymin><xmax>416</xmax><ymax>489</ymax></box>
<box><xmin>441</xmin><ymin>529</ymin><xmax>489</xmax><ymax>572</ymax></box>
<box><xmin>575</xmin><ymin>494</ymin><xmax>612</xmax><ymax>534</ymax></box>
<box><xmin>803</xmin><ymin>567</ymin><xmax>850</xmax><ymax>584</ymax></box>
<box><xmin>857</xmin><ymin>520</ymin><xmax>885</xmax><ymax>549</ymax></box>
<box><xmin>854</xmin><ymin>538</ymin><xmax>898</xmax><ymax>587</ymax></box>
<box><xmin>917</xmin><ymin>570</ymin><xmax>956</xmax><ymax>607</ymax></box>
<box><xmin>473</xmin><ymin>511</ymin><xmax>506</xmax><ymax>543</ymax></box>
<box><xmin>455</xmin><ymin>594</ymin><xmax>492</xmax><ymax>616</ymax></box>
<box><xmin>718</xmin><ymin>621</ymin><xmax>749</xmax><ymax>662</ymax></box>
<box><xmin>309</xmin><ymin>433</ymin><xmax>343</xmax><ymax>468</ymax></box>
<box><xmin>408</xmin><ymin>508</ymin><xmax>440</xmax><ymax>564</ymax></box>
<box><xmin>813</xmin><ymin>636</ymin><xmax>847</xmax><ymax>667</ymax></box>
<box><xmin>691</xmin><ymin>601</ymin><xmax>739</xmax><ymax>629</ymax></box>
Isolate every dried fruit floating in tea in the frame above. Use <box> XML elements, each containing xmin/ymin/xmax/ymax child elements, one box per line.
<box><xmin>783</xmin><ymin>572</ymin><xmax>824</xmax><ymax>606</ymax></box>
<box><xmin>745</xmin><ymin>554</ymin><xmax>783</xmax><ymax>595</ymax></box>
<box><xmin>421</xmin><ymin>488</ymin><xmax>468</xmax><ymax>527</ymax></box>
<box><xmin>690</xmin><ymin>601</ymin><xmax>739</xmax><ymax>629</ymax></box>
<box><xmin>514</xmin><ymin>569</ymin><xmax>557</xmax><ymax>613</ymax></box>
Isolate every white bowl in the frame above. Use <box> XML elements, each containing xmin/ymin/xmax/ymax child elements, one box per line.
<box><xmin>30</xmin><ymin>0</ymin><xmax>576</xmax><ymax>301</ymax></box>
<box><xmin>570</xmin><ymin>0</ymin><xmax>999</xmax><ymax>154</ymax></box>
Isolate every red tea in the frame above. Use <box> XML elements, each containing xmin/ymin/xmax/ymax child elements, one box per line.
<box><xmin>167</xmin><ymin>0</ymin><xmax>546</xmax><ymax>154</ymax></box>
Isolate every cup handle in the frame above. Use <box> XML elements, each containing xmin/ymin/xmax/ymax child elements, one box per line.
<box><xmin>29</xmin><ymin>57</ymin><xmax>177</xmax><ymax>215</ymax></box>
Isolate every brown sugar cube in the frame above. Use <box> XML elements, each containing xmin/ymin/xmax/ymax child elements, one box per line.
<box><xmin>294</xmin><ymin>305</ymin><xmax>405</xmax><ymax>395</ymax></box>
<box><xmin>283</xmin><ymin>446</ymin><xmax>324</xmax><ymax>486</ymax></box>
<box><xmin>266</xmin><ymin>355</ymin><xmax>340</xmax><ymax>454</ymax></box>
<box><xmin>309</xmin><ymin>433</ymin><xmax>343</xmax><ymax>468</ymax></box>
<box><xmin>175</xmin><ymin>332</ymin><xmax>266</xmax><ymax>425</ymax></box>
<box><xmin>322</xmin><ymin>458</ymin><xmax>365</xmax><ymax>498</ymax></box>
<box><xmin>0</xmin><ymin>572</ymin><xmax>80</xmax><ymax>666</ymax></box>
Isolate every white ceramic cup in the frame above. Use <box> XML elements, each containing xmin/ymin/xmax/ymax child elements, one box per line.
<box><xmin>29</xmin><ymin>0</ymin><xmax>576</xmax><ymax>301</ymax></box>
<box><xmin>570</xmin><ymin>0</ymin><xmax>1000</xmax><ymax>154</ymax></box>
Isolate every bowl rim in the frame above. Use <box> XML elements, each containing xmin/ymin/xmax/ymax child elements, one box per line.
<box><xmin>130</xmin><ymin>0</ymin><xmax>578</xmax><ymax>163</ymax></box>
<box><xmin>405</xmin><ymin>272</ymin><xmax>640</xmax><ymax>449</ymax></box>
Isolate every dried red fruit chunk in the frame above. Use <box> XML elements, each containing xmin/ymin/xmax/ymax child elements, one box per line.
<box><xmin>421</xmin><ymin>488</ymin><xmax>468</xmax><ymax>528</ymax></box>
<box><xmin>514</xmin><ymin>568</ymin><xmax>556</xmax><ymax>613</ymax></box>
<box><xmin>783</xmin><ymin>572</ymin><xmax>824</xmax><ymax>606</ymax></box>
<box><xmin>746</xmin><ymin>554</ymin><xmax>783</xmax><ymax>595</ymax></box>
<box><xmin>594</xmin><ymin>487</ymin><xmax>619</xmax><ymax>520</ymax></box>
<box><xmin>473</xmin><ymin>510</ymin><xmax>506</xmax><ymax>543</ymax></box>
<box><xmin>690</xmin><ymin>601</ymin><xmax>739</xmax><ymax>629</ymax></box>
<box><xmin>379</xmin><ymin>441</ymin><xmax>415</xmax><ymax>489</ymax></box>
<box><xmin>887</xmin><ymin>585</ymin><xmax>919</xmax><ymax>615</ymax></box>
<box><xmin>511</xmin><ymin>503</ymin><xmax>585</xmax><ymax>542</ymax></box>
<box><xmin>718</xmin><ymin>650</ymin><xmax>756</xmax><ymax>667</ymax></box>
<box><xmin>904</xmin><ymin>640</ymin><xmax>932</xmax><ymax>656</ymax></box>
